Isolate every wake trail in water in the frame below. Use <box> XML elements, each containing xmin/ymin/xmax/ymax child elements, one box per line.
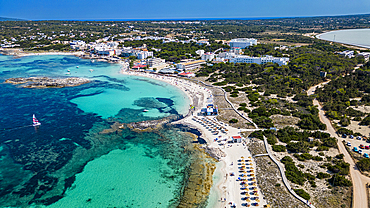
<box><xmin>1</xmin><ymin>124</ymin><xmax>34</xmax><ymax>131</ymax></box>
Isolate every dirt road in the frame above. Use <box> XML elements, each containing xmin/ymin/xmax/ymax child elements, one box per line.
<box><xmin>308</xmin><ymin>81</ymin><xmax>370</xmax><ymax>208</ymax></box>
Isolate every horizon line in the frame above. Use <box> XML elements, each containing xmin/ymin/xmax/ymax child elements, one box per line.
<box><xmin>2</xmin><ymin>12</ymin><xmax>370</xmax><ymax>22</ymax></box>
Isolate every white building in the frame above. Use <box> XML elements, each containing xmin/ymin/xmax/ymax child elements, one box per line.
<box><xmin>177</xmin><ymin>60</ymin><xmax>206</xmax><ymax>71</ymax></box>
<box><xmin>229</xmin><ymin>38</ymin><xmax>257</xmax><ymax>49</ymax></box>
<box><xmin>97</xmin><ymin>49</ymin><xmax>115</xmax><ymax>56</ymax></box>
<box><xmin>230</xmin><ymin>55</ymin><xmax>289</xmax><ymax>66</ymax></box>
<box><xmin>357</xmin><ymin>52</ymin><xmax>370</xmax><ymax>61</ymax></box>
<box><xmin>217</xmin><ymin>52</ymin><xmax>237</xmax><ymax>60</ymax></box>
<box><xmin>136</xmin><ymin>51</ymin><xmax>153</xmax><ymax>59</ymax></box>
<box><xmin>201</xmin><ymin>52</ymin><xmax>215</xmax><ymax>61</ymax></box>
<box><xmin>70</xmin><ymin>40</ymin><xmax>86</xmax><ymax>50</ymax></box>
<box><xmin>106</xmin><ymin>42</ymin><xmax>119</xmax><ymax>48</ymax></box>
<box><xmin>196</xmin><ymin>50</ymin><xmax>205</xmax><ymax>56</ymax></box>
<box><xmin>338</xmin><ymin>50</ymin><xmax>354</xmax><ymax>58</ymax></box>
<box><xmin>148</xmin><ymin>58</ymin><xmax>165</xmax><ymax>67</ymax></box>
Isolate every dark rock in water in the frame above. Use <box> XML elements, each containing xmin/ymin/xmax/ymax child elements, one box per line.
<box><xmin>126</xmin><ymin>115</ymin><xmax>181</xmax><ymax>132</ymax></box>
<box><xmin>134</xmin><ymin>97</ymin><xmax>167</xmax><ymax>109</ymax></box>
<box><xmin>33</xmin><ymin>195</ymin><xmax>64</xmax><ymax>206</ymax></box>
<box><xmin>156</xmin><ymin>97</ymin><xmax>175</xmax><ymax>107</ymax></box>
<box><xmin>63</xmin><ymin>176</ymin><xmax>76</xmax><ymax>195</ymax></box>
<box><xmin>5</xmin><ymin>77</ymin><xmax>90</xmax><ymax>88</ymax></box>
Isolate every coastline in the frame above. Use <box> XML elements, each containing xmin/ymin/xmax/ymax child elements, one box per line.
<box><xmin>1</xmin><ymin>51</ymin><xmax>264</xmax><ymax>207</ymax></box>
<box><xmin>0</xmin><ymin>48</ymin><xmax>86</xmax><ymax>57</ymax></box>
<box><xmin>120</xmin><ymin>69</ymin><xmax>267</xmax><ymax>207</ymax></box>
<box><xmin>316</xmin><ymin>29</ymin><xmax>370</xmax><ymax>50</ymax></box>
<box><xmin>119</xmin><ymin>70</ymin><xmax>230</xmax><ymax>205</ymax></box>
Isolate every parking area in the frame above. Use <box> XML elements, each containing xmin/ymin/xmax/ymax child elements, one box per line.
<box><xmin>344</xmin><ymin>135</ymin><xmax>370</xmax><ymax>158</ymax></box>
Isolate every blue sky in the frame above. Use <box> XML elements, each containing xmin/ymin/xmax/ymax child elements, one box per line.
<box><xmin>0</xmin><ymin>0</ymin><xmax>369</xmax><ymax>20</ymax></box>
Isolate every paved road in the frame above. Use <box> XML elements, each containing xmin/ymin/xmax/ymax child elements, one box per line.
<box><xmin>308</xmin><ymin>82</ymin><xmax>370</xmax><ymax>208</ymax></box>
<box><xmin>262</xmin><ymin>136</ymin><xmax>315</xmax><ymax>208</ymax></box>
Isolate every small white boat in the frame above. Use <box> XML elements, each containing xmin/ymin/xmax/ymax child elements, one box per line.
<box><xmin>91</xmin><ymin>60</ymin><xmax>95</xmax><ymax>63</ymax></box>
<box><xmin>143</xmin><ymin>109</ymin><xmax>149</xmax><ymax>112</ymax></box>
<box><xmin>89</xmin><ymin>69</ymin><xmax>94</xmax><ymax>72</ymax></box>
<box><xmin>65</xmin><ymin>72</ymin><xmax>71</xmax><ymax>75</ymax></box>
<box><xmin>32</xmin><ymin>114</ymin><xmax>41</xmax><ymax>127</ymax></box>
<box><xmin>76</xmin><ymin>66</ymin><xmax>79</xmax><ymax>68</ymax></box>
<box><xmin>67</xmin><ymin>69</ymin><xmax>70</xmax><ymax>72</ymax></box>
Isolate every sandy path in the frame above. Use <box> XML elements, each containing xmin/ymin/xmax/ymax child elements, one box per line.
<box><xmin>309</xmin><ymin>81</ymin><xmax>370</xmax><ymax>208</ymax></box>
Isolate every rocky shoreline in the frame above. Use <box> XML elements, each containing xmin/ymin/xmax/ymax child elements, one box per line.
<box><xmin>5</xmin><ymin>77</ymin><xmax>90</xmax><ymax>88</ymax></box>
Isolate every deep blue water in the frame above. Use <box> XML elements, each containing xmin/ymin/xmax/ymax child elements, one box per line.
<box><xmin>0</xmin><ymin>54</ymin><xmax>201</xmax><ymax>207</ymax></box>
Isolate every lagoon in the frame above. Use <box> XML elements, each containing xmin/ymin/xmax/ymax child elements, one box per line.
<box><xmin>317</xmin><ymin>28</ymin><xmax>370</xmax><ymax>49</ymax></box>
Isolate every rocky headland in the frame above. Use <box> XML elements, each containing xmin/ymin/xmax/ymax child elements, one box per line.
<box><xmin>5</xmin><ymin>77</ymin><xmax>90</xmax><ymax>88</ymax></box>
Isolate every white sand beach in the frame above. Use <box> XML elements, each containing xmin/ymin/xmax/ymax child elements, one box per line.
<box><xmin>120</xmin><ymin>69</ymin><xmax>267</xmax><ymax>207</ymax></box>
<box><xmin>15</xmin><ymin>51</ymin><xmax>85</xmax><ymax>57</ymax></box>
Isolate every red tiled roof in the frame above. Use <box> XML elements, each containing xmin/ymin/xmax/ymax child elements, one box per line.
<box><xmin>232</xmin><ymin>136</ymin><xmax>242</xmax><ymax>139</ymax></box>
<box><xmin>133</xmin><ymin>64</ymin><xmax>147</xmax><ymax>68</ymax></box>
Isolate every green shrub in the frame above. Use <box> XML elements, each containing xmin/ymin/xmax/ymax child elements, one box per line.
<box><xmin>249</xmin><ymin>130</ymin><xmax>264</xmax><ymax>140</ymax></box>
<box><xmin>336</xmin><ymin>154</ymin><xmax>344</xmax><ymax>159</ymax></box>
<box><xmin>357</xmin><ymin>158</ymin><xmax>370</xmax><ymax>171</ymax></box>
<box><xmin>229</xmin><ymin>118</ymin><xmax>238</xmax><ymax>123</ymax></box>
<box><xmin>317</xmin><ymin>172</ymin><xmax>331</xmax><ymax>179</ymax></box>
<box><xmin>294</xmin><ymin>153</ymin><xmax>313</xmax><ymax>161</ymax></box>
<box><xmin>321</xmin><ymin>137</ymin><xmax>337</xmax><ymax>147</ymax></box>
<box><xmin>317</xmin><ymin>145</ymin><xmax>329</xmax><ymax>151</ymax></box>
<box><xmin>328</xmin><ymin>175</ymin><xmax>352</xmax><ymax>187</ymax></box>
<box><xmin>266</xmin><ymin>135</ymin><xmax>278</xmax><ymax>145</ymax></box>
<box><xmin>294</xmin><ymin>189</ymin><xmax>311</xmax><ymax>200</ymax></box>
<box><xmin>281</xmin><ymin>156</ymin><xmax>293</xmax><ymax>164</ymax></box>
<box><xmin>312</xmin><ymin>156</ymin><xmax>323</xmax><ymax>161</ymax></box>
<box><xmin>286</xmin><ymin>141</ymin><xmax>310</xmax><ymax>153</ymax></box>
<box><xmin>272</xmin><ymin>145</ymin><xmax>286</xmax><ymax>152</ymax></box>
<box><xmin>360</xmin><ymin>115</ymin><xmax>370</xmax><ymax>126</ymax></box>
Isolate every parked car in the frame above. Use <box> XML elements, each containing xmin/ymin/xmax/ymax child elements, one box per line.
<box><xmin>353</xmin><ymin>147</ymin><xmax>358</xmax><ymax>152</ymax></box>
<box><xmin>359</xmin><ymin>149</ymin><xmax>363</xmax><ymax>154</ymax></box>
<box><xmin>360</xmin><ymin>144</ymin><xmax>365</xmax><ymax>149</ymax></box>
<box><xmin>343</xmin><ymin>134</ymin><xmax>347</xmax><ymax>138</ymax></box>
<box><xmin>366</xmin><ymin>146</ymin><xmax>370</xmax><ymax>150</ymax></box>
<box><xmin>365</xmin><ymin>153</ymin><xmax>370</xmax><ymax>158</ymax></box>
<box><xmin>357</xmin><ymin>136</ymin><xmax>362</xmax><ymax>140</ymax></box>
<box><xmin>350</xmin><ymin>135</ymin><xmax>354</xmax><ymax>139</ymax></box>
<box><xmin>347</xmin><ymin>142</ymin><xmax>352</xmax><ymax>146</ymax></box>
<box><xmin>364</xmin><ymin>136</ymin><xmax>368</xmax><ymax>141</ymax></box>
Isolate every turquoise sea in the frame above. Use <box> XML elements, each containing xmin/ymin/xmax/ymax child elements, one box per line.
<box><xmin>317</xmin><ymin>28</ymin><xmax>370</xmax><ymax>49</ymax></box>
<box><xmin>0</xmin><ymin>54</ymin><xmax>209</xmax><ymax>207</ymax></box>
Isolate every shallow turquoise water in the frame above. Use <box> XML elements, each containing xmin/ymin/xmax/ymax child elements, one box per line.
<box><xmin>0</xmin><ymin>54</ymin><xmax>199</xmax><ymax>207</ymax></box>
<box><xmin>317</xmin><ymin>28</ymin><xmax>370</xmax><ymax>48</ymax></box>
<box><xmin>49</xmin><ymin>145</ymin><xmax>180</xmax><ymax>208</ymax></box>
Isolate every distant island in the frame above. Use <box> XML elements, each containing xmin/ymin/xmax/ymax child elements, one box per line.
<box><xmin>5</xmin><ymin>77</ymin><xmax>90</xmax><ymax>88</ymax></box>
<box><xmin>0</xmin><ymin>17</ymin><xmax>25</xmax><ymax>21</ymax></box>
